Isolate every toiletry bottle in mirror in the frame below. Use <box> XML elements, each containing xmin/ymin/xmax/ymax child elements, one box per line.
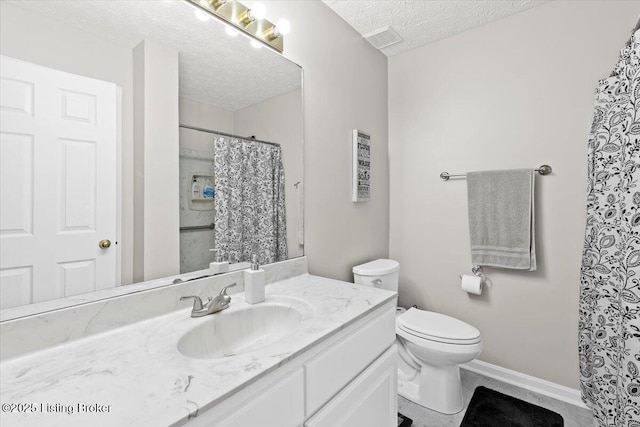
<box><xmin>203</xmin><ymin>178</ymin><xmax>214</xmax><ymax>199</ymax></box>
<box><xmin>209</xmin><ymin>249</ymin><xmax>229</xmax><ymax>274</ymax></box>
<box><xmin>244</xmin><ymin>254</ymin><xmax>265</xmax><ymax>304</ymax></box>
<box><xmin>192</xmin><ymin>177</ymin><xmax>200</xmax><ymax>199</ymax></box>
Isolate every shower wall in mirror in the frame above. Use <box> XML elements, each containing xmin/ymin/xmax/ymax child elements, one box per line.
<box><xmin>0</xmin><ymin>0</ymin><xmax>303</xmax><ymax>317</ymax></box>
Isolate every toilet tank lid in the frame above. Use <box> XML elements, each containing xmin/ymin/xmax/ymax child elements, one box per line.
<box><xmin>353</xmin><ymin>259</ymin><xmax>400</xmax><ymax>276</ymax></box>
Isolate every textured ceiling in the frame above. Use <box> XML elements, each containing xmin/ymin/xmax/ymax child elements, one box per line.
<box><xmin>322</xmin><ymin>0</ymin><xmax>549</xmax><ymax>56</ymax></box>
<box><xmin>5</xmin><ymin>0</ymin><xmax>301</xmax><ymax>111</ymax></box>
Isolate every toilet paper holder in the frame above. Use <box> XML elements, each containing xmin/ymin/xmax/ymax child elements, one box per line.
<box><xmin>471</xmin><ymin>265</ymin><xmax>485</xmax><ymax>279</ymax></box>
<box><xmin>459</xmin><ymin>266</ymin><xmax>486</xmax><ymax>281</ymax></box>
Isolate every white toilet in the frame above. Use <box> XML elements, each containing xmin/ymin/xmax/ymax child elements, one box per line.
<box><xmin>353</xmin><ymin>259</ymin><xmax>482</xmax><ymax>415</ymax></box>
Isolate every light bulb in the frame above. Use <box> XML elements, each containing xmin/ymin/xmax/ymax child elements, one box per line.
<box><xmin>237</xmin><ymin>9</ymin><xmax>255</xmax><ymax>25</ymax></box>
<box><xmin>263</xmin><ymin>25</ymin><xmax>281</xmax><ymax>41</ymax></box>
<box><xmin>251</xmin><ymin>39</ymin><xmax>263</xmax><ymax>49</ymax></box>
<box><xmin>194</xmin><ymin>9</ymin><xmax>209</xmax><ymax>22</ymax></box>
<box><xmin>207</xmin><ymin>0</ymin><xmax>227</xmax><ymax>10</ymax></box>
<box><xmin>252</xmin><ymin>3</ymin><xmax>267</xmax><ymax>20</ymax></box>
<box><xmin>277</xmin><ymin>18</ymin><xmax>290</xmax><ymax>35</ymax></box>
<box><xmin>225</xmin><ymin>26</ymin><xmax>239</xmax><ymax>37</ymax></box>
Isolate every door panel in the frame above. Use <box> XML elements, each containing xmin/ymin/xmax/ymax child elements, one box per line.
<box><xmin>0</xmin><ymin>266</ymin><xmax>32</xmax><ymax>309</ymax></box>
<box><xmin>59</xmin><ymin>138</ymin><xmax>97</xmax><ymax>232</ymax></box>
<box><xmin>0</xmin><ymin>76</ymin><xmax>34</xmax><ymax>116</ymax></box>
<box><xmin>0</xmin><ymin>131</ymin><xmax>33</xmax><ymax>235</ymax></box>
<box><xmin>58</xmin><ymin>259</ymin><xmax>96</xmax><ymax>297</ymax></box>
<box><xmin>60</xmin><ymin>89</ymin><xmax>97</xmax><ymax>125</ymax></box>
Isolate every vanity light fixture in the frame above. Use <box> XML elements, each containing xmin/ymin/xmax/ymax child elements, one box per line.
<box><xmin>206</xmin><ymin>0</ymin><xmax>227</xmax><ymax>10</ymax></box>
<box><xmin>187</xmin><ymin>0</ymin><xmax>285</xmax><ymax>52</ymax></box>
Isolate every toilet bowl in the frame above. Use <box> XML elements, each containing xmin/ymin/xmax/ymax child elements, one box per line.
<box><xmin>395</xmin><ymin>307</ymin><xmax>482</xmax><ymax>414</ymax></box>
<box><xmin>353</xmin><ymin>259</ymin><xmax>483</xmax><ymax>415</ymax></box>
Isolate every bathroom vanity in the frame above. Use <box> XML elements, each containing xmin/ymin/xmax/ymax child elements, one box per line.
<box><xmin>0</xmin><ymin>266</ymin><xmax>397</xmax><ymax>427</ymax></box>
<box><xmin>185</xmin><ymin>284</ymin><xmax>397</xmax><ymax>427</ymax></box>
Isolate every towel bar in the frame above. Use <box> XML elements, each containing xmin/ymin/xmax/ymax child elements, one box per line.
<box><xmin>179</xmin><ymin>223</ymin><xmax>215</xmax><ymax>232</ymax></box>
<box><xmin>439</xmin><ymin>164</ymin><xmax>552</xmax><ymax>181</ymax></box>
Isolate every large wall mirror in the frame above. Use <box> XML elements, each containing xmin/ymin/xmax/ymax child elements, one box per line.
<box><xmin>0</xmin><ymin>0</ymin><xmax>303</xmax><ymax>319</ymax></box>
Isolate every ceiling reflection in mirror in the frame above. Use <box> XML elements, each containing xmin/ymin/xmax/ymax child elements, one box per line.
<box><xmin>0</xmin><ymin>0</ymin><xmax>303</xmax><ymax>319</ymax></box>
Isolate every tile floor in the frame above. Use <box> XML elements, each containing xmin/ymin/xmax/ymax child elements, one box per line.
<box><xmin>398</xmin><ymin>368</ymin><xmax>595</xmax><ymax>427</ymax></box>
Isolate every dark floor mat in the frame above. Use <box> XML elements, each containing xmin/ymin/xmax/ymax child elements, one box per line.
<box><xmin>459</xmin><ymin>386</ymin><xmax>564</xmax><ymax>427</ymax></box>
<box><xmin>398</xmin><ymin>412</ymin><xmax>413</xmax><ymax>427</ymax></box>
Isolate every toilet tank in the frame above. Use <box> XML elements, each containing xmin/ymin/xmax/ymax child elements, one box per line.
<box><xmin>352</xmin><ymin>259</ymin><xmax>400</xmax><ymax>292</ymax></box>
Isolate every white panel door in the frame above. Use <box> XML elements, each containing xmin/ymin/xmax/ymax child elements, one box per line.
<box><xmin>0</xmin><ymin>56</ymin><xmax>117</xmax><ymax>309</ymax></box>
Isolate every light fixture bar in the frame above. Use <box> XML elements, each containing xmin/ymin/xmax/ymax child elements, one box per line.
<box><xmin>186</xmin><ymin>0</ymin><xmax>284</xmax><ymax>53</ymax></box>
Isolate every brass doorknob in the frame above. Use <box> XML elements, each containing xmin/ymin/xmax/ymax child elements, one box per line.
<box><xmin>99</xmin><ymin>239</ymin><xmax>111</xmax><ymax>249</ymax></box>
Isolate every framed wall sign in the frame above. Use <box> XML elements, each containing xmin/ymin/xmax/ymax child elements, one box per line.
<box><xmin>352</xmin><ymin>129</ymin><xmax>371</xmax><ymax>202</ymax></box>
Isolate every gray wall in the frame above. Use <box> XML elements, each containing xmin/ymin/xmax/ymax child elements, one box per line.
<box><xmin>267</xmin><ymin>1</ymin><xmax>390</xmax><ymax>281</ymax></box>
<box><xmin>388</xmin><ymin>0</ymin><xmax>640</xmax><ymax>388</ymax></box>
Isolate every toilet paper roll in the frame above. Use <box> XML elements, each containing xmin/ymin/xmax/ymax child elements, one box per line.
<box><xmin>461</xmin><ymin>274</ymin><xmax>483</xmax><ymax>295</ymax></box>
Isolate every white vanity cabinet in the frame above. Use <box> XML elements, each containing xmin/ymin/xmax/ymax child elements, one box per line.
<box><xmin>186</xmin><ymin>300</ymin><xmax>397</xmax><ymax>427</ymax></box>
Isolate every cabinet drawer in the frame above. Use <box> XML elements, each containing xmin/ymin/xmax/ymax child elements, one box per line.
<box><xmin>305</xmin><ymin>305</ymin><xmax>395</xmax><ymax>416</ymax></box>
<box><xmin>216</xmin><ymin>369</ymin><xmax>304</xmax><ymax>427</ymax></box>
<box><xmin>305</xmin><ymin>346</ymin><xmax>398</xmax><ymax>427</ymax></box>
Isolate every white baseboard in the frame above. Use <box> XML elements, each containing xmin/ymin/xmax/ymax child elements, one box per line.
<box><xmin>461</xmin><ymin>360</ymin><xmax>588</xmax><ymax>410</ymax></box>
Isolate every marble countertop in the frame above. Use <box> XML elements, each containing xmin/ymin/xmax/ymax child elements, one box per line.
<box><xmin>0</xmin><ymin>274</ymin><xmax>396</xmax><ymax>427</ymax></box>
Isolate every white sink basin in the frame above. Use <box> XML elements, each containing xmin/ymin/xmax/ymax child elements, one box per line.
<box><xmin>177</xmin><ymin>302</ymin><xmax>304</xmax><ymax>359</ymax></box>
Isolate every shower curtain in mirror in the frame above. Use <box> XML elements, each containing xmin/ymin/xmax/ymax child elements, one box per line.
<box><xmin>579</xmin><ymin>28</ymin><xmax>640</xmax><ymax>427</ymax></box>
<box><xmin>214</xmin><ymin>136</ymin><xmax>287</xmax><ymax>265</ymax></box>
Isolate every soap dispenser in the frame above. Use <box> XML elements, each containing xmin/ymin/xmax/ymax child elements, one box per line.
<box><xmin>244</xmin><ymin>254</ymin><xmax>265</xmax><ymax>304</ymax></box>
<box><xmin>208</xmin><ymin>249</ymin><xmax>229</xmax><ymax>274</ymax></box>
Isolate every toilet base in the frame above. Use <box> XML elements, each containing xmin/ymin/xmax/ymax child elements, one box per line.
<box><xmin>397</xmin><ymin>363</ymin><xmax>464</xmax><ymax>415</ymax></box>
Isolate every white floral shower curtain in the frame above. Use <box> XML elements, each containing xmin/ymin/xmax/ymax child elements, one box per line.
<box><xmin>214</xmin><ymin>136</ymin><xmax>287</xmax><ymax>265</ymax></box>
<box><xmin>579</xmin><ymin>28</ymin><xmax>640</xmax><ymax>426</ymax></box>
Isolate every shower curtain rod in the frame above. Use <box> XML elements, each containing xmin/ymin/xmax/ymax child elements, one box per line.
<box><xmin>179</xmin><ymin>124</ymin><xmax>280</xmax><ymax>147</ymax></box>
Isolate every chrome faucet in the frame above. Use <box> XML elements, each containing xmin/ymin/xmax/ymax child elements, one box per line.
<box><xmin>180</xmin><ymin>283</ymin><xmax>237</xmax><ymax>318</ymax></box>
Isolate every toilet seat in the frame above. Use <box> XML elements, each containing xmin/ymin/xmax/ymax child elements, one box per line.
<box><xmin>398</xmin><ymin>308</ymin><xmax>481</xmax><ymax>345</ymax></box>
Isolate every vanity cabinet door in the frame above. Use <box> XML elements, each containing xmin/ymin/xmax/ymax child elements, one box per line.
<box><xmin>216</xmin><ymin>369</ymin><xmax>304</xmax><ymax>427</ymax></box>
<box><xmin>304</xmin><ymin>346</ymin><xmax>397</xmax><ymax>427</ymax></box>
<box><xmin>304</xmin><ymin>305</ymin><xmax>395</xmax><ymax>416</ymax></box>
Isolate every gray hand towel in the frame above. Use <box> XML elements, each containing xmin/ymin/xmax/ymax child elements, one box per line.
<box><xmin>466</xmin><ymin>169</ymin><xmax>536</xmax><ymax>271</ymax></box>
